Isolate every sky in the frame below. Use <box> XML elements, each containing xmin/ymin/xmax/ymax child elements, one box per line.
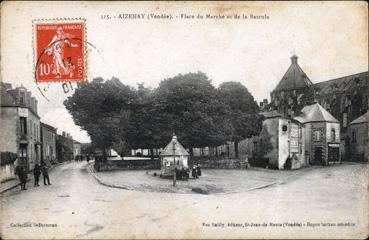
<box><xmin>1</xmin><ymin>1</ymin><xmax>368</xmax><ymax>143</ymax></box>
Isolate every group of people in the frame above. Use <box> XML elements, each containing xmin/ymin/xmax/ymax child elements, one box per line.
<box><xmin>191</xmin><ymin>164</ymin><xmax>202</xmax><ymax>179</ymax></box>
<box><xmin>15</xmin><ymin>163</ymin><xmax>51</xmax><ymax>191</ymax></box>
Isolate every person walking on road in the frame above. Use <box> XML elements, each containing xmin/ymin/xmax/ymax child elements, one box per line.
<box><xmin>33</xmin><ymin>164</ymin><xmax>41</xmax><ymax>187</ymax></box>
<box><xmin>192</xmin><ymin>164</ymin><xmax>198</xmax><ymax>179</ymax></box>
<box><xmin>16</xmin><ymin>165</ymin><xmax>27</xmax><ymax>190</ymax></box>
<box><xmin>196</xmin><ymin>164</ymin><xmax>202</xmax><ymax>177</ymax></box>
<box><xmin>42</xmin><ymin>164</ymin><xmax>51</xmax><ymax>185</ymax></box>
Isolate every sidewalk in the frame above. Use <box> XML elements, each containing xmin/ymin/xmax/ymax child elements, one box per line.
<box><xmin>0</xmin><ymin>162</ymin><xmax>62</xmax><ymax>194</ymax></box>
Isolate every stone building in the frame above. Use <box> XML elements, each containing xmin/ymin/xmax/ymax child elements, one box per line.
<box><xmin>41</xmin><ymin>122</ymin><xmax>57</xmax><ymax>166</ymax></box>
<box><xmin>159</xmin><ymin>135</ymin><xmax>189</xmax><ymax>177</ymax></box>
<box><xmin>295</xmin><ymin>103</ymin><xmax>340</xmax><ymax>165</ymax></box>
<box><xmin>0</xmin><ymin>82</ymin><xmax>41</xmax><ymax>172</ymax></box>
<box><xmin>347</xmin><ymin>112</ymin><xmax>368</xmax><ymax>162</ymax></box>
<box><xmin>269</xmin><ymin>55</ymin><xmax>368</xmax><ymax>130</ymax></box>
<box><xmin>268</xmin><ymin>56</ymin><xmax>368</xmax><ymax>162</ymax></box>
<box><xmin>250</xmin><ymin>111</ymin><xmax>306</xmax><ymax>169</ymax></box>
<box><xmin>270</xmin><ymin>55</ymin><xmax>316</xmax><ymax>117</ymax></box>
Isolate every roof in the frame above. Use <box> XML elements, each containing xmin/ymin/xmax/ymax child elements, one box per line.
<box><xmin>294</xmin><ymin>103</ymin><xmax>339</xmax><ymax>123</ymax></box>
<box><xmin>41</xmin><ymin>122</ymin><xmax>57</xmax><ymax>132</ymax></box>
<box><xmin>261</xmin><ymin>110</ymin><xmax>289</xmax><ymax>119</ymax></box>
<box><xmin>350</xmin><ymin>111</ymin><xmax>369</xmax><ymax>125</ymax></box>
<box><xmin>274</xmin><ymin>55</ymin><xmax>313</xmax><ymax>92</ymax></box>
<box><xmin>0</xmin><ymin>84</ymin><xmax>17</xmax><ymax>107</ymax></box>
<box><xmin>261</xmin><ymin>110</ymin><xmax>304</xmax><ymax>125</ymax></box>
<box><xmin>160</xmin><ymin>135</ymin><xmax>189</xmax><ymax>156</ymax></box>
<box><xmin>314</xmin><ymin>72</ymin><xmax>368</xmax><ymax>97</ymax></box>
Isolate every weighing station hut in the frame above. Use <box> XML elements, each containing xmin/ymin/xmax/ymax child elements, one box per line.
<box><xmin>159</xmin><ymin>135</ymin><xmax>189</xmax><ymax>177</ymax></box>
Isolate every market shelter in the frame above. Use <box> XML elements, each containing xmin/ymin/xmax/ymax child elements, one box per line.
<box><xmin>294</xmin><ymin>103</ymin><xmax>341</xmax><ymax>165</ymax></box>
<box><xmin>159</xmin><ymin>135</ymin><xmax>189</xmax><ymax>177</ymax></box>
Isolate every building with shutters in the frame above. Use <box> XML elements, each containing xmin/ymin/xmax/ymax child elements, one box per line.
<box><xmin>294</xmin><ymin>103</ymin><xmax>341</xmax><ymax>165</ymax></box>
<box><xmin>0</xmin><ymin>82</ymin><xmax>41</xmax><ymax>174</ymax></box>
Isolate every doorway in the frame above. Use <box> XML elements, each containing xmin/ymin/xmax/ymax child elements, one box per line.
<box><xmin>314</xmin><ymin>147</ymin><xmax>323</xmax><ymax>165</ymax></box>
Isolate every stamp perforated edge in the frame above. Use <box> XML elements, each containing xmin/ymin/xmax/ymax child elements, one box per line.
<box><xmin>32</xmin><ymin>18</ymin><xmax>87</xmax><ymax>83</ymax></box>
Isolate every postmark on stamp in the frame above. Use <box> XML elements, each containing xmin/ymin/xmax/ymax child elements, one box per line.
<box><xmin>33</xmin><ymin>19</ymin><xmax>86</xmax><ymax>83</ymax></box>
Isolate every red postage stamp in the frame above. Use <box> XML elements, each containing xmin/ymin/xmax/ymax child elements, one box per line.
<box><xmin>34</xmin><ymin>19</ymin><xmax>86</xmax><ymax>82</ymax></box>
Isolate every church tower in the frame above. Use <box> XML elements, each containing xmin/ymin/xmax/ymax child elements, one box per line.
<box><xmin>270</xmin><ymin>55</ymin><xmax>315</xmax><ymax>117</ymax></box>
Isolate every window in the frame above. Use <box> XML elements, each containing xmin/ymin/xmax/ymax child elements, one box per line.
<box><xmin>331</xmin><ymin>128</ymin><xmax>336</xmax><ymax>142</ymax></box>
<box><xmin>282</xmin><ymin>125</ymin><xmax>288</xmax><ymax>132</ymax></box>
<box><xmin>352</xmin><ymin>130</ymin><xmax>357</xmax><ymax>143</ymax></box>
<box><xmin>314</xmin><ymin>130</ymin><xmax>321</xmax><ymax>142</ymax></box>
<box><xmin>20</xmin><ymin>117</ymin><xmax>27</xmax><ymax>134</ymax></box>
<box><xmin>253</xmin><ymin>141</ymin><xmax>258</xmax><ymax>153</ymax></box>
<box><xmin>20</xmin><ymin>92</ymin><xmax>25</xmax><ymax>105</ymax></box>
<box><xmin>29</xmin><ymin>120</ymin><xmax>33</xmax><ymax>136</ymax></box>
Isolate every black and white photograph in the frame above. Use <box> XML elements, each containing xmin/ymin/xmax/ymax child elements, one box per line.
<box><xmin>0</xmin><ymin>1</ymin><xmax>368</xmax><ymax>239</ymax></box>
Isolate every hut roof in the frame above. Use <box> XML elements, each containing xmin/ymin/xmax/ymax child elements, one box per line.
<box><xmin>350</xmin><ymin>111</ymin><xmax>369</xmax><ymax>125</ymax></box>
<box><xmin>160</xmin><ymin>135</ymin><xmax>189</xmax><ymax>156</ymax></box>
<box><xmin>294</xmin><ymin>103</ymin><xmax>339</xmax><ymax>123</ymax></box>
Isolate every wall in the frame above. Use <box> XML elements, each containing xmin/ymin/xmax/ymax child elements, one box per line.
<box><xmin>41</xmin><ymin>126</ymin><xmax>57</xmax><ymax>165</ymax></box>
<box><xmin>348</xmin><ymin>122</ymin><xmax>369</xmax><ymax>162</ymax></box>
<box><xmin>309</xmin><ymin>122</ymin><xmax>327</xmax><ymax>165</ymax></box>
<box><xmin>278</xmin><ymin>118</ymin><xmax>289</xmax><ymax>169</ymax></box>
<box><xmin>27</xmin><ymin>109</ymin><xmax>41</xmax><ymax>170</ymax></box>
<box><xmin>95</xmin><ymin>159</ymin><xmax>160</xmax><ymax>172</ymax></box>
<box><xmin>0</xmin><ymin>107</ymin><xmax>18</xmax><ymax>153</ymax></box>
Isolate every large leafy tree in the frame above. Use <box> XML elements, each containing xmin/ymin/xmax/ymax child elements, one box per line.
<box><xmin>152</xmin><ymin>72</ymin><xmax>231</xmax><ymax>153</ymax></box>
<box><xmin>64</xmin><ymin>77</ymin><xmax>137</xmax><ymax>156</ymax></box>
<box><xmin>218</xmin><ymin>81</ymin><xmax>263</xmax><ymax>158</ymax></box>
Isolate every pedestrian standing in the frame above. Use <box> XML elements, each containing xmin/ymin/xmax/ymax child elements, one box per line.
<box><xmin>196</xmin><ymin>164</ymin><xmax>202</xmax><ymax>177</ymax></box>
<box><xmin>42</xmin><ymin>164</ymin><xmax>51</xmax><ymax>185</ymax></box>
<box><xmin>16</xmin><ymin>166</ymin><xmax>27</xmax><ymax>190</ymax></box>
<box><xmin>192</xmin><ymin>164</ymin><xmax>198</xmax><ymax>179</ymax></box>
<box><xmin>33</xmin><ymin>164</ymin><xmax>41</xmax><ymax>187</ymax></box>
<box><xmin>87</xmin><ymin>154</ymin><xmax>90</xmax><ymax>163</ymax></box>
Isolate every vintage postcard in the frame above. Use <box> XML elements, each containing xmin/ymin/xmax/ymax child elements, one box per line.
<box><xmin>0</xmin><ymin>1</ymin><xmax>368</xmax><ymax>239</ymax></box>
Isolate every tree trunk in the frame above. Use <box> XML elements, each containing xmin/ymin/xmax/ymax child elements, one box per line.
<box><xmin>235</xmin><ymin>140</ymin><xmax>239</xmax><ymax>159</ymax></box>
<box><xmin>189</xmin><ymin>148</ymin><xmax>194</xmax><ymax>156</ymax></box>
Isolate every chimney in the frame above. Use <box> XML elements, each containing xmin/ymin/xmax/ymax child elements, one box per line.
<box><xmin>291</xmin><ymin>55</ymin><xmax>298</xmax><ymax>64</ymax></box>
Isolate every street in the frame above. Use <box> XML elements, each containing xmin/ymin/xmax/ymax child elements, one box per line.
<box><xmin>1</xmin><ymin>161</ymin><xmax>368</xmax><ymax>239</ymax></box>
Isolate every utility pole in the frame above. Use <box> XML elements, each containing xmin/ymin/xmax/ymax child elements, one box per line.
<box><xmin>173</xmin><ymin>141</ymin><xmax>176</xmax><ymax>187</ymax></box>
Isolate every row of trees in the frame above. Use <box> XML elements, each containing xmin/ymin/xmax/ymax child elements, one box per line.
<box><xmin>64</xmin><ymin>72</ymin><xmax>264</xmax><ymax>158</ymax></box>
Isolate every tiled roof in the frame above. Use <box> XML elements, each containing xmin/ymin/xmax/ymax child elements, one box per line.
<box><xmin>294</xmin><ymin>103</ymin><xmax>339</xmax><ymax>123</ymax></box>
<box><xmin>160</xmin><ymin>135</ymin><xmax>189</xmax><ymax>156</ymax></box>
<box><xmin>350</xmin><ymin>111</ymin><xmax>369</xmax><ymax>125</ymax></box>
<box><xmin>261</xmin><ymin>110</ymin><xmax>288</xmax><ymax>119</ymax></box>
<box><xmin>314</xmin><ymin>72</ymin><xmax>368</xmax><ymax>97</ymax></box>
<box><xmin>274</xmin><ymin>55</ymin><xmax>313</xmax><ymax>92</ymax></box>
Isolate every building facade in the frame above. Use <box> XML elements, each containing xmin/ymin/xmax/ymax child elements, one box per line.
<box><xmin>269</xmin><ymin>56</ymin><xmax>368</xmax><ymax>130</ymax></box>
<box><xmin>295</xmin><ymin>103</ymin><xmax>341</xmax><ymax>165</ymax></box>
<box><xmin>0</xmin><ymin>83</ymin><xmax>41</xmax><ymax>172</ymax></box>
<box><xmin>347</xmin><ymin>112</ymin><xmax>368</xmax><ymax>162</ymax></box>
<box><xmin>41</xmin><ymin>122</ymin><xmax>57</xmax><ymax>166</ymax></box>
<box><xmin>248</xmin><ymin>111</ymin><xmax>306</xmax><ymax>169</ymax></box>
